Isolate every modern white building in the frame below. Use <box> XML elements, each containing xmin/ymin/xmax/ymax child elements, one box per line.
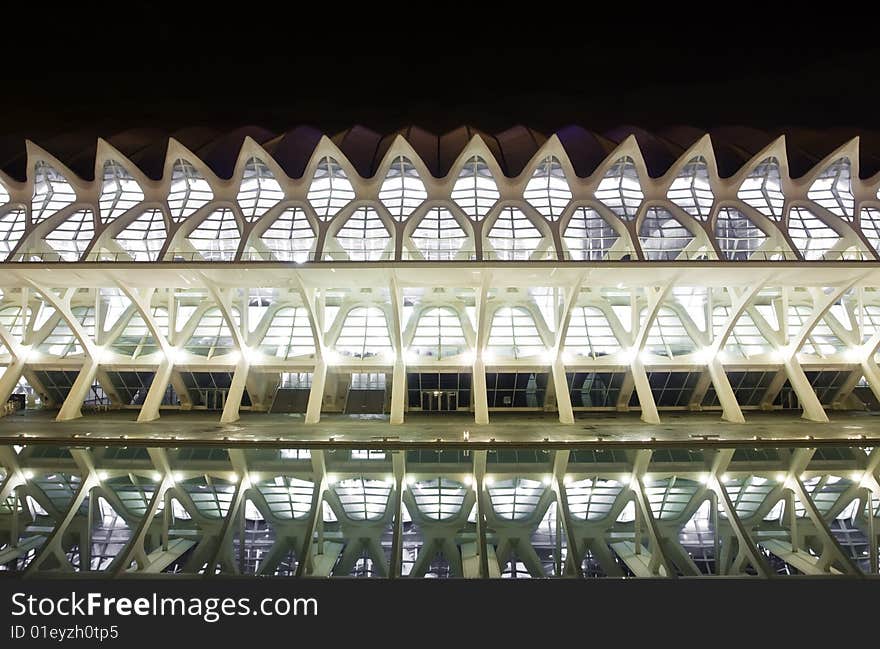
<box><xmin>0</xmin><ymin>125</ymin><xmax>878</xmax><ymax>578</ymax></box>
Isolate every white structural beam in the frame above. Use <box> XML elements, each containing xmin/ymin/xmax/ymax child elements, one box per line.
<box><xmin>388</xmin><ymin>274</ymin><xmax>406</xmax><ymax>425</ymax></box>
<box><xmin>628</xmin><ymin>450</ymin><xmax>674</xmax><ymax>576</ymax></box>
<box><xmin>473</xmin><ymin>272</ymin><xmax>492</xmax><ymax>425</ymax></box>
<box><xmin>631</xmin><ymin>282</ymin><xmax>676</xmax><ymax>424</ymax></box>
<box><xmin>550</xmin><ymin>272</ymin><xmax>587</xmax><ymax>424</ymax></box>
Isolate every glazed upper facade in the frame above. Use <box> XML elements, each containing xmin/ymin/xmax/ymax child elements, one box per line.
<box><xmin>2</xmin><ymin>130</ymin><xmax>880</xmax><ymax>264</ymax></box>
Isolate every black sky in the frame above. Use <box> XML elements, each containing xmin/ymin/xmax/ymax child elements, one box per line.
<box><xmin>1</xmin><ymin>11</ymin><xmax>877</xmax><ymax>139</ymax></box>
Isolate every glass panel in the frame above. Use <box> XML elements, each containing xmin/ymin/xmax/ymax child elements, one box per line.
<box><xmin>486</xmin><ymin>207</ymin><xmax>546</xmax><ymax>260</ymax></box>
<box><xmin>307</xmin><ymin>157</ymin><xmax>354</xmax><ymax>221</ymax></box>
<box><xmin>99</xmin><ymin>160</ymin><xmax>144</xmax><ymax>224</ymax></box>
<box><xmin>737</xmin><ymin>157</ymin><xmax>784</xmax><ymax>220</ymax></box>
<box><xmin>113</xmin><ymin>209</ymin><xmax>166</xmax><ymax>261</ymax></box>
<box><xmin>332</xmin><ymin>208</ymin><xmax>391</xmax><ymax>261</ymax></box>
<box><xmin>31</xmin><ymin>162</ymin><xmax>76</xmax><ymax>224</ymax></box>
<box><xmin>237</xmin><ymin>157</ymin><xmax>284</xmax><ymax>221</ymax></box>
<box><xmin>715</xmin><ymin>207</ymin><xmax>767</xmax><ymax>260</ymax></box>
<box><xmin>410</xmin><ymin>208</ymin><xmax>469</xmax><ymax>260</ymax></box>
<box><xmin>594</xmin><ymin>156</ymin><xmax>642</xmax><ymax>220</ymax></box>
<box><xmin>787</xmin><ymin>207</ymin><xmax>839</xmax><ymax>260</ymax></box>
<box><xmin>260</xmin><ymin>207</ymin><xmax>315</xmax><ymax>262</ymax></box>
<box><xmin>638</xmin><ymin>208</ymin><xmax>695</xmax><ymax>260</ymax></box>
<box><xmin>488</xmin><ymin>307</ymin><xmax>545</xmax><ymax>359</ymax></box>
<box><xmin>667</xmin><ymin>156</ymin><xmax>713</xmax><ymax>220</ymax></box>
<box><xmin>378</xmin><ymin>157</ymin><xmax>427</xmax><ymax>221</ymax></box>
<box><xmin>44</xmin><ymin>209</ymin><xmax>95</xmax><ymax>261</ymax></box>
<box><xmin>807</xmin><ymin>158</ymin><xmax>854</xmax><ymax>219</ymax></box>
<box><xmin>451</xmin><ymin>156</ymin><xmax>499</xmax><ymax>221</ymax></box>
<box><xmin>187</xmin><ymin>208</ymin><xmax>240</xmax><ymax>261</ymax></box>
<box><xmin>167</xmin><ymin>159</ymin><xmax>213</xmax><ymax>222</ymax></box>
<box><xmin>523</xmin><ymin>156</ymin><xmax>571</xmax><ymax>221</ymax></box>
<box><xmin>562</xmin><ymin>207</ymin><xmax>621</xmax><ymax>260</ymax></box>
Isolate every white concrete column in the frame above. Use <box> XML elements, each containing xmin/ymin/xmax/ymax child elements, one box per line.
<box><xmin>630</xmin><ymin>358</ymin><xmax>660</xmax><ymax>424</ymax></box>
<box><xmin>783</xmin><ymin>355</ymin><xmax>828</xmax><ymax>423</ymax></box>
<box><xmin>56</xmin><ymin>357</ymin><xmax>99</xmax><ymax>421</ymax></box>
<box><xmin>472</xmin><ymin>357</ymin><xmax>489</xmax><ymax>425</ymax></box>
<box><xmin>390</xmin><ymin>358</ymin><xmax>406</xmax><ymax>425</ymax></box>
<box><xmin>221</xmin><ymin>358</ymin><xmax>251</xmax><ymax>424</ymax></box>
<box><xmin>551</xmin><ymin>358</ymin><xmax>574</xmax><ymax>424</ymax></box>
<box><xmin>0</xmin><ymin>356</ymin><xmax>25</xmax><ymax>405</ymax></box>
<box><xmin>305</xmin><ymin>359</ymin><xmax>327</xmax><ymax>424</ymax></box>
<box><xmin>137</xmin><ymin>358</ymin><xmax>175</xmax><ymax>422</ymax></box>
<box><xmin>706</xmin><ymin>359</ymin><xmax>745</xmax><ymax>423</ymax></box>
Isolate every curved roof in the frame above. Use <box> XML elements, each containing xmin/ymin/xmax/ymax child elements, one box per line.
<box><xmin>5</xmin><ymin>125</ymin><xmax>880</xmax><ymax>182</ymax></box>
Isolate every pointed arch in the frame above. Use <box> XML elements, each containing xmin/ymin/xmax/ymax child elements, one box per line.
<box><xmin>167</xmin><ymin>159</ymin><xmax>213</xmax><ymax>222</ymax></box>
<box><xmin>523</xmin><ymin>156</ymin><xmax>571</xmax><ymax>221</ymax></box>
<box><xmin>594</xmin><ymin>156</ymin><xmax>643</xmax><ymax>220</ymax></box>
<box><xmin>99</xmin><ymin>160</ymin><xmax>144</xmax><ymax>224</ymax></box>
<box><xmin>378</xmin><ymin>156</ymin><xmax>427</xmax><ymax>221</ymax></box>
<box><xmin>237</xmin><ymin>156</ymin><xmax>284</xmax><ymax>221</ymax></box>
<box><xmin>451</xmin><ymin>156</ymin><xmax>499</xmax><ymax>221</ymax></box>
<box><xmin>307</xmin><ymin>156</ymin><xmax>355</xmax><ymax>221</ymax></box>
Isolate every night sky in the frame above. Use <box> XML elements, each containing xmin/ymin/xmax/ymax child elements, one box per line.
<box><xmin>0</xmin><ymin>13</ymin><xmax>876</xmax><ymax>139</ymax></box>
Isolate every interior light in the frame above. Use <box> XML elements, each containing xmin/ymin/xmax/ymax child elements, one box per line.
<box><xmin>461</xmin><ymin>350</ymin><xmax>476</xmax><ymax>364</ymax></box>
<box><xmin>482</xmin><ymin>350</ymin><xmax>495</xmax><ymax>363</ymax></box>
<box><xmin>406</xmin><ymin>475</ymin><xmax>416</xmax><ymax>486</ymax></box>
<box><xmin>228</xmin><ymin>350</ymin><xmax>241</xmax><ymax>364</ymax></box>
<box><xmin>463</xmin><ymin>475</ymin><xmax>473</xmax><ymax>487</ymax></box>
<box><xmin>484</xmin><ymin>475</ymin><xmax>494</xmax><ymax>486</ymax></box>
<box><xmin>23</xmin><ymin>470</ymin><xmax>34</xmax><ymax>480</ymax></box>
<box><xmin>327</xmin><ymin>474</ymin><xmax>338</xmax><ymax>485</ymax></box>
<box><xmin>844</xmin><ymin>347</ymin><xmax>863</xmax><ymax>362</ymax></box>
<box><xmin>152</xmin><ymin>472</ymin><xmax>161</xmax><ymax>483</ymax></box>
<box><xmin>698</xmin><ymin>473</ymin><xmax>708</xmax><ymax>484</ymax></box>
<box><xmin>695</xmin><ymin>348</ymin><xmax>714</xmax><ymax>364</ymax></box>
<box><xmin>850</xmin><ymin>472</ymin><xmax>863</xmax><ymax>483</ymax></box>
<box><xmin>541</xmin><ymin>350</ymin><xmax>556</xmax><ymax>364</ymax></box>
<box><xmin>323</xmin><ymin>350</ymin><xmax>340</xmax><ymax>365</ymax></box>
<box><xmin>775</xmin><ymin>473</ymin><xmax>786</xmax><ymax>483</ymax></box>
<box><xmin>542</xmin><ymin>475</ymin><xmax>552</xmax><ymax>486</ymax></box>
<box><xmin>404</xmin><ymin>349</ymin><xmax>418</xmax><ymax>364</ymax></box>
<box><xmin>98</xmin><ymin>471</ymin><xmax>108</xmax><ymax>481</ymax></box>
<box><xmin>619</xmin><ymin>348</ymin><xmax>636</xmax><ymax>363</ymax></box>
<box><xmin>638</xmin><ymin>349</ymin><xmax>652</xmax><ymax>364</ymax></box>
